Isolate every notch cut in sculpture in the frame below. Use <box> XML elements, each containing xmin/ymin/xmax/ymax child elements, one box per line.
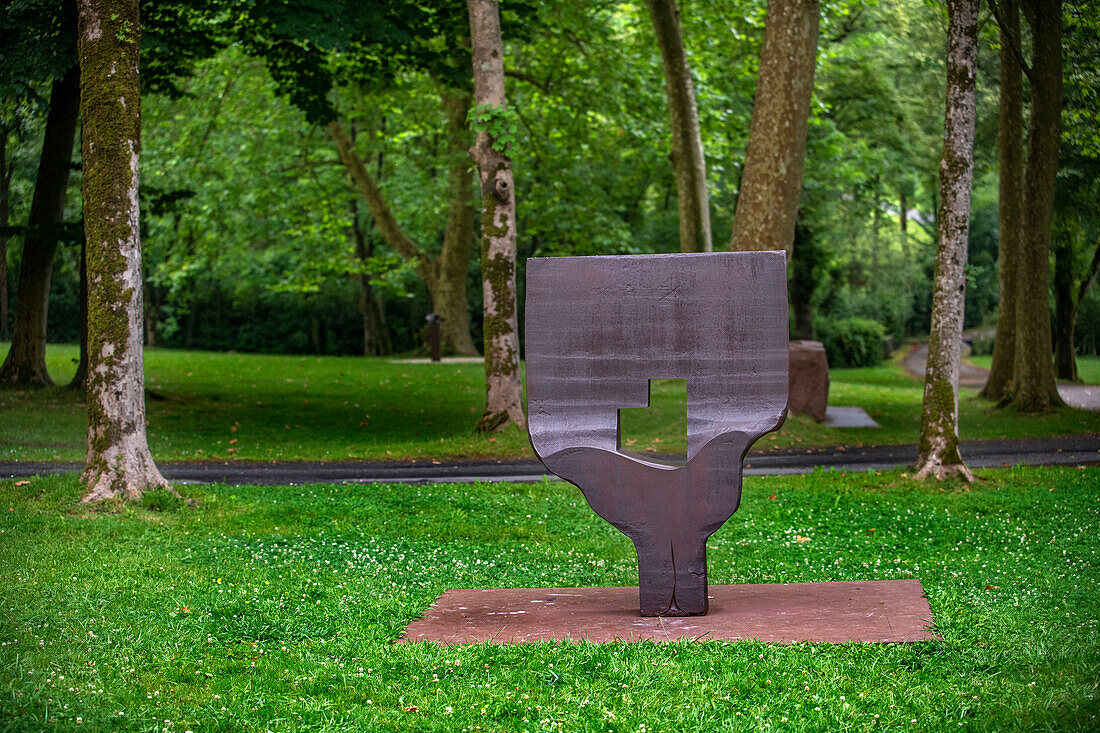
<box><xmin>617</xmin><ymin>378</ymin><xmax>687</xmax><ymax>464</ymax></box>
<box><xmin>525</xmin><ymin>252</ymin><xmax>789</xmax><ymax>617</ymax></box>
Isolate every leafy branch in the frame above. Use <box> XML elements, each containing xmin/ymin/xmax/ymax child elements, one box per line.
<box><xmin>467</xmin><ymin>103</ymin><xmax>519</xmax><ymax>153</ymax></box>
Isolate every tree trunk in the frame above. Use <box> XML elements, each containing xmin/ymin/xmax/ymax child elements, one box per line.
<box><xmin>143</xmin><ymin>281</ymin><xmax>157</xmax><ymax>348</ymax></box>
<box><xmin>789</xmin><ymin>221</ymin><xmax>815</xmax><ymax>339</ymax></box>
<box><xmin>326</xmin><ymin>105</ymin><xmax>479</xmax><ymax>357</ymax></box>
<box><xmin>0</xmin><ymin>127</ymin><xmax>12</xmax><ymax>341</ymax></box>
<box><xmin>0</xmin><ymin>64</ymin><xmax>81</xmax><ymax>387</ymax></box>
<box><xmin>350</xmin><ymin>200</ymin><xmax>392</xmax><ymax>357</ymax></box>
<box><xmin>914</xmin><ymin>0</ymin><xmax>978</xmax><ymax>481</ymax></box>
<box><xmin>67</xmin><ymin>234</ymin><xmax>88</xmax><ymax>391</ymax></box>
<box><xmin>467</xmin><ymin>0</ymin><xmax>525</xmax><ymax>433</ymax></box>
<box><xmin>1054</xmin><ymin>232</ymin><xmax>1100</xmax><ymax>380</ymax></box>
<box><xmin>434</xmin><ymin>92</ymin><xmax>479</xmax><ymax>355</ymax></box>
<box><xmin>78</xmin><ymin>0</ymin><xmax>170</xmax><ymax>502</ymax></box>
<box><xmin>980</xmin><ymin>0</ymin><xmax>1023</xmax><ymax>402</ymax></box>
<box><xmin>729</xmin><ymin>0</ymin><xmax>820</xmax><ymax>257</ymax></box>
<box><xmin>645</xmin><ymin>0</ymin><xmax>712</xmax><ymax>253</ymax></box>
<box><xmin>1052</xmin><ymin>230</ymin><xmax>1077</xmax><ymax>381</ymax></box>
<box><xmin>1011</xmin><ymin>0</ymin><xmax>1064</xmax><ymax>411</ymax></box>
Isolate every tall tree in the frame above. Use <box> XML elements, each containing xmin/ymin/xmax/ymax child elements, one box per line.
<box><xmin>349</xmin><ymin>198</ymin><xmax>393</xmax><ymax>357</ymax></box>
<box><xmin>78</xmin><ymin>0</ymin><xmax>170</xmax><ymax>501</ymax></box>
<box><xmin>239</xmin><ymin>1</ymin><xmax>484</xmax><ymax>356</ymax></box>
<box><xmin>1011</xmin><ymin>0</ymin><xmax>1064</xmax><ymax>410</ymax></box>
<box><xmin>1054</xmin><ymin>227</ymin><xmax>1100</xmax><ymax>381</ymax></box>
<box><xmin>914</xmin><ymin>0</ymin><xmax>978</xmax><ymax>481</ymax></box>
<box><xmin>467</xmin><ymin>0</ymin><xmax>525</xmax><ymax>432</ymax></box>
<box><xmin>1050</xmin><ymin>4</ymin><xmax>1100</xmax><ymax>382</ymax></box>
<box><xmin>0</xmin><ymin>0</ymin><xmax>221</xmax><ymax>386</ymax></box>
<box><xmin>979</xmin><ymin>0</ymin><xmax>1023</xmax><ymax>403</ymax></box>
<box><xmin>0</xmin><ymin>63</ymin><xmax>80</xmax><ymax>386</ymax></box>
<box><xmin>645</xmin><ymin>0</ymin><xmax>712</xmax><ymax>253</ymax></box>
<box><xmin>729</xmin><ymin>0</ymin><xmax>820</xmax><ymax>256</ymax></box>
<box><xmin>326</xmin><ymin>91</ymin><xmax>478</xmax><ymax>357</ymax></box>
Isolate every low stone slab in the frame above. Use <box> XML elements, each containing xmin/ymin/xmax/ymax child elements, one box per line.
<box><xmin>399</xmin><ymin>579</ymin><xmax>934</xmax><ymax>645</ymax></box>
<box><xmin>822</xmin><ymin>406</ymin><xmax>881</xmax><ymax>428</ymax></box>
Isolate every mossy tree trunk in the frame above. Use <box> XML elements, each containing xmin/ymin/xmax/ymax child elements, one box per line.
<box><xmin>77</xmin><ymin>0</ymin><xmax>170</xmax><ymax>502</ymax></box>
<box><xmin>0</xmin><ymin>64</ymin><xmax>81</xmax><ymax>387</ymax></box>
<box><xmin>1011</xmin><ymin>0</ymin><xmax>1064</xmax><ymax>411</ymax></box>
<box><xmin>980</xmin><ymin>0</ymin><xmax>1023</xmax><ymax>403</ymax></box>
<box><xmin>914</xmin><ymin>0</ymin><xmax>978</xmax><ymax>481</ymax></box>
<box><xmin>325</xmin><ymin>91</ymin><xmax>478</xmax><ymax>358</ymax></box>
<box><xmin>467</xmin><ymin>0</ymin><xmax>525</xmax><ymax>433</ymax></box>
<box><xmin>728</xmin><ymin>0</ymin><xmax>819</xmax><ymax>257</ymax></box>
<box><xmin>645</xmin><ymin>0</ymin><xmax>712</xmax><ymax>254</ymax></box>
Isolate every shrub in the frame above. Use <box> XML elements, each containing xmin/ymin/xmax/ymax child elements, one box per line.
<box><xmin>969</xmin><ymin>335</ymin><xmax>996</xmax><ymax>356</ymax></box>
<box><xmin>817</xmin><ymin>317</ymin><xmax>886</xmax><ymax>368</ymax></box>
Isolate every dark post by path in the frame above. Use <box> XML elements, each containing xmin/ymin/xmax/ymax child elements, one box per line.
<box><xmin>525</xmin><ymin>252</ymin><xmax>789</xmax><ymax>616</ymax></box>
<box><xmin>426</xmin><ymin>313</ymin><xmax>442</xmax><ymax>362</ymax></box>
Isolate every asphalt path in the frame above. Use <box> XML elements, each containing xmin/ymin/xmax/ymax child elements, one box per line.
<box><xmin>3</xmin><ymin>434</ymin><xmax>1097</xmax><ymax>486</ymax></box>
<box><xmin>903</xmin><ymin>341</ymin><xmax>1100</xmax><ymax>411</ymax></box>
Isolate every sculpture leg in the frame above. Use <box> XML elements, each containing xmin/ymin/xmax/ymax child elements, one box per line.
<box><xmin>633</xmin><ymin>531</ymin><xmax>675</xmax><ymax>616</ymax></box>
<box><xmin>633</xmin><ymin>529</ymin><xmax>708</xmax><ymax>616</ymax></box>
<box><xmin>670</xmin><ymin>530</ymin><xmax>709</xmax><ymax>615</ymax></box>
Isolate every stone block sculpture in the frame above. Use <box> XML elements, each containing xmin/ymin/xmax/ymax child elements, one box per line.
<box><xmin>525</xmin><ymin>252</ymin><xmax>789</xmax><ymax>616</ymax></box>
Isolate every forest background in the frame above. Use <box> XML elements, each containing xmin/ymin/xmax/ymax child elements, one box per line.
<box><xmin>1</xmin><ymin>0</ymin><xmax>1098</xmax><ymax>372</ymax></box>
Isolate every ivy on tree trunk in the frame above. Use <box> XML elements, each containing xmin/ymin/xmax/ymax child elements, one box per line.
<box><xmin>467</xmin><ymin>0</ymin><xmax>525</xmax><ymax>433</ymax></box>
<box><xmin>77</xmin><ymin>0</ymin><xmax>171</xmax><ymax>502</ymax></box>
<box><xmin>729</xmin><ymin>0</ymin><xmax>819</xmax><ymax>257</ymax></box>
<box><xmin>645</xmin><ymin>0</ymin><xmax>712</xmax><ymax>254</ymax></box>
<box><xmin>914</xmin><ymin>0</ymin><xmax>978</xmax><ymax>481</ymax></box>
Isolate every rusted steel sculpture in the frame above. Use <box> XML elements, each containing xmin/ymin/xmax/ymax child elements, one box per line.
<box><xmin>526</xmin><ymin>252</ymin><xmax>789</xmax><ymax>616</ymax></box>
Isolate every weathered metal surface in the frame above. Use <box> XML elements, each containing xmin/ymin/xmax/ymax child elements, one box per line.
<box><xmin>398</xmin><ymin>580</ymin><xmax>936</xmax><ymax>644</ymax></box>
<box><xmin>525</xmin><ymin>252</ymin><xmax>789</xmax><ymax>616</ymax></box>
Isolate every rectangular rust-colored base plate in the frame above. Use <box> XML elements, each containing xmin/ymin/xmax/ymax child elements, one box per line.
<box><xmin>398</xmin><ymin>580</ymin><xmax>935</xmax><ymax>645</ymax></box>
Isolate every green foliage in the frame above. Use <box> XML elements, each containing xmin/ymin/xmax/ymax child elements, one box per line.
<box><xmin>817</xmin><ymin>317</ymin><xmax>886</xmax><ymax>368</ymax></box>
<box><xmin>969</xmin><ymin>334</ymin><xmax>996</xmax><ymax>357</ymax></box>
<box><xmin>2</xmin><ymin>467</ymin><xmax>1099</xmax><ymax>730</ymax></box>
<box><xmin>4</xmin><ymin>0</ymin><xmax>1084</xmax><ymax>356</ymax></box>
<box><xmin>233</xmin><ymin>0</ymin><xmax>478</xmax><ymax>124</ymax></box>
<box><xmin>0</xmin><ymin>0</ymin><xmax>75</xmax><ymax>104</ymax></box>
<box><xmin>467</xmin><ymin>103</ymin><xmax>519</xmax><ymax>152</ymax></box>
<box><xmin>139</xmin><ymin>50</ymin><xmax>431</xmax><ymax>355</ymax></box>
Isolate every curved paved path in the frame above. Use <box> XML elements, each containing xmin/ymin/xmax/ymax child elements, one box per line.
<box><xmin>3</xmin><ymin>435</ymin><xmax>1097</xmax><ymax>485</ymax></box>
<box><xmin>902</xmin><ymin>343</ymin><xmax>1100</xmax><ymax>411</ymax></box>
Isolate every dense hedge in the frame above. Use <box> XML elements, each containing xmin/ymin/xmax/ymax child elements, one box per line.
<box><xmin>817</xmin><ymin>317</ymin><xmax>886</xmax><ymax>368</ymax></box>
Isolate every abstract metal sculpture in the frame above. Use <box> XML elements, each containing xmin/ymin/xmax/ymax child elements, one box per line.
<box><xmin>525</xmin><ymin>252</ymin><xmax>789</xmax><ymax>616</ymax></box>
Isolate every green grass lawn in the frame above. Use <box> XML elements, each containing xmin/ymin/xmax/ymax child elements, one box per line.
<box><xmin>967</xmin><ymin>355</ymin><xmax>1100</xmax><ymax>385</ymax></box>
<box><xmin>2</xmin><ymin>344</ymin><xmax>1098</xmax><ymax>463</ymax></box>
<box><xmin>1</xmin><ymin>467</ymin><xmax>1097</xmax><ymax>731</ymax></box>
